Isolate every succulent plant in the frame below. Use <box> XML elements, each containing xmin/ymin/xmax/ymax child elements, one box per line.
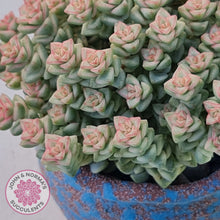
<box><xmin>0</xmin><ymin>0</ymin><xmax>220</xmax><ymax>188</ymax></box>
<box><xmin>0</xmin><ymin>71</ymin><xmax>21</xmax><ymax>89</ymax></box>
<box><xmin>41</xmin><ymin>134</ymin><xmax>92</xmax><ymax>176</ymax></box>
<box><xmin>20</xmin><ymin>116</ymin><xmax>53</xmax><ymax>148</ymax></box>
<box><xmin>0</xmin><ymin>94</ymin><xmax>14</xmax><ymax>130</ymax></box>
<box><xmin>180</xmin><ymin>46</ymin><xmax>218</xmax><ymax>83</ymax></box>
<box><xmin>130</xmin><ymin>0</ymin><xmax>172</xmax><ymax>26</ymax></box>
<box><xmin>82</xmin><ymin>124</ymin><xmax>115</xmax><ymax>165</ymax></box>
<box><xmin>65</xmin><ymin>0</ymin><xmax>95</xmax><ymax>25</ymax></box>
<box><xmin>178</xmin><ymin>0</ymin><xmax>217</xmax><ymax>36</ymax></box>
<box><xmin>117</xmin><ymin>74</ymin><xmax>153</xmax><ymax>112</ymax></box>
<box><xmin>146</xmin><ymin>8</ymin><xmax>186</xmax><ymax>53</ymax></box>
<box><xmin>0</xmin><ymin>34</ymin><xmax>33</xmax><ymax>72</ymax></box>
<box><xmin>46</xmin><ymin>38</ymin><xmax>82</xmax><ymax>75</ymax></box>
<box><xmin>0</xmin><ymin>11</ymin><xmax>18</xmax><ymax>42</ymax></box>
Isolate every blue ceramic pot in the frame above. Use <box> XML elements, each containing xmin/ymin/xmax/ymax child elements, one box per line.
<box><xmin>41</xmin><ymin>166</ymin><xmax>220</xmax><ymax>220</ymax></box>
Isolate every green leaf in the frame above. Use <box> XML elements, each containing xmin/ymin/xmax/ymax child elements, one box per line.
<box><xmin>63</xmin><ymin>123</ymin><xmax>80</xmax><ymax>135</ymax></box>
<box><xmin>187</xmin><ymin>117</ymin><xmax>202</xmax><ymax>133</ymax></box>
<box><xmin>70</xmin><ymin>96</ymin><xmax>85</xmax><ymax>110</ymax></box>
<box><xmin>116</xmin><ymin>160</ymin><xmax>135</xmax><ymax>175</ymax></box>
<box><xmin>149</xmin><ymin>71</ymin><xmax>169</xmax><ymax>84</ymax></box>
<box><xmin>90</xmin><ymin>161</ymin><xmax>109</xmax><ymax>173</ymax></box>
<box><xmin>111</xmin><ymin>44</ymin><xmax>130</xmax><ymax>57</ymax></box>
<box><xmin>156</xmin><ymin>54</ymin><xmax>171</xmax><ymax>70</ymax></box>
<box><xmin>178</xmin><ymin>141</ymin><xmax>198</xmax><ymax>152</ymax></box>
<box><xmin>10</xmin><ymin>120</ymin><xmax>22</xmax><ymax>136</ymax></box>
<box><xmin>136</xmin><ymin>94</ymin><xmax>152</xmax><ymax>112</ymax></box>
<box><xmin>111</xmin><ymin>68</ymin><xmax>126</xmax><ymax>89</ymax></box>
<box><xmin>130</xmin><ymin>171</ymin><xmax>149</xmax><ymax>183</ymax></box>
<box><xmin>96</xmin><ymin>67</ymin><xmax>114</xmax><ymax>86</ymax></box>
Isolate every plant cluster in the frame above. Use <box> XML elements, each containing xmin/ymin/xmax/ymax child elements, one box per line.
<box><xmin>0</xmin><ymin>0</ymin><xmax>220</xmax><ymax>188</ymax></box>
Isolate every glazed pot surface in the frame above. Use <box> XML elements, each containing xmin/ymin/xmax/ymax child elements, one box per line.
<box><xmin>41</xmin><ymin>166</ymin><xmax>220</xmax><ymax>220</ymax></box>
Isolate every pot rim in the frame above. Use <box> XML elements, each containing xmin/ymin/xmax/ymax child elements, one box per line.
<box><xmin>49</xmin><ymin>166</ymin><xmax>220</xmax><ymax>204</ymax></box>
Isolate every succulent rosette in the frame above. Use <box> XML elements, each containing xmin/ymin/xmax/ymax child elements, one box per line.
<box><xmin>96</xmin><ymin>0</ymin><xmax>133</xmax><ymax>26</ymax></box>
<box><xmin>46</xmin><ymin>0</ymin><xmax>67</xmax><ymax>15</ymax></box>
<box><xmin>117</xmin><ymin>74</ymin><xmax>153</xmax><ymax>112</ymax></box>
<box><xmin>179</xmin><ymin>0</ymin><xmax>216</xmax><ymax>21</ymax></box>
<box><xmin>46</xmin><ymin>38</ymin><xmax>82</xmax><ymax>76</ymax></box>
<box><xmin>81</xmin><ymin>89</ymin><xmax>105</xmax><ymax>113</ymax></box>
<box><xmin>178</xmin><ymin>0</ymin><xmax>217</xmax><ymax>36</ymax></box>
<box><xmin>41</xmin><ymin>134</ymin><xmax>90</xmax><ymax>175</ymax></box>
<box><xmin>146</xmin><ymin>8</ymin><xmax>185</xmax><ymax>53</ymax></box>
<box><xmin>47</xmin><ymin>104</ymin><xmax>79</xmax><ymax>136</ymax></box>
<box><xmin>20</xmin><ymin>118</ymin><xmax>44</xmax><ymax>147</ymax></box>
<box><xmin>164</xmin><ymin>104</ymin><xmax>212</xmax><ymax>166</ymax></box>
<box><xmin>80</xmin><ymin>88</ymin><xmax>117</xmax><ymax>119</ymax></box>
<box><xmin>203</xmin><ymin>80</ymin><xmax>220</xmax><ymax>156</ymax></box>
<box><xmin>183</xmin><ymin>47</ymin><xmax>213</xmax><ymax>72</ymax></box>
<box><xmin>17</xmin><ymin>0</ymin><xmax>48</xmax><ymax>34</ymax></box>
<box><xmin>64</xmin><ymin>0</ymin><xmax>95</xmax><ymax>25</ymax></box>
<box><xmin>0</xmin><ymin>34</ymin><xmax>33</xmax><ymax>72</ymax></box>
<box><xmin>49</xmin><ymin>84</ymin><xmax>74</xmax><ymax>105</ymax></box>
<box><xmin>50</xmin><ymin>80</ymin><xmax>83</xmax><ymax>110</ymax></box>
<box><xmin>20</xmin><ymin>116</ymin><xmax>53</xmax><ymax>148</ymax></box>
<box><xmin>78</xmin><ymin>47</ymin><xmax>125</xmax><ymax>88</ymax></box>
<box><xmin>0</xmin><ymin>94</ymin><xmax>14</xmax><ymax>130</ymax></box>
<box><xmin>0</xmin><ymin>11</ymin><xmax>17</xmax><ymax>42</ymax></box>
<box><xmin>142</xmin><ymin>43</ymin><xmax>169</xmax><ymax>71</ymax></box>
<box><xmin>200</xmin><ymin>24</ymin><xmax>220</xmax><ymax>57</ymax></box>
<box><xmin>111</xmin><ymin>116</ymin><xmax>155</xmax><ymax>165</ymax></box>
<box><xmin>203</xmin><ymin>100</ymin><xmax>220</xmax><ymax>126</ymax></box>
<box><xmin>0</xmin><ymin>71</ymin><xmax>21</xmax><ymax>89</ymax></box>
<box><xmin>112</xmin><ymin>116</ymin><xmax>143</xmax><ymax>148</ymax></box>
<box><xmin>82</xmin><ymin>124</ymin><xmax>115</xmax><ymax>163</ymax></box>
<box><xmin>130</xmin><ymin>0</ymin><xmax>172</xmax><ymax>25</ymax></box>
<box><xmin>164</xmin><ymin>104</ymin><xmax>202</xmax><ymax>143</ymax></box>
<box><xmin>21</xmin><ymin>80</ymin><xmax>51</xmax><ymax>109</ymax></box>
<box><xmin>0</xmin><ymin>94</ymin><xmax>40</xmax><ymax>136</ymax></box>
<box><xmin>110</xmin><ymin>21</ymin><xmax>146</xmax><ymax>72</ymax></box>
<box><xmin>110</xmin><ymin>21</ymin><xmax>145</xmax><ymax>56</ymax></box>
<box><xmin>205</xmin><ymin>126</ymin><xmax>220</xmax><ymax>155</ymax></box>
<box><xmin>110</xmin><ymin>116</ymin><xmax>156</xmax><ymax>183</ymax></box>
<box><xmin>181</xmin><ymin>47</ymin><xmax>218</xmax><ymax>83</ymax></box>
<box><xmin>78</xmin><ymin>48</ymin><xmax>112</xmax><ymax>77</ymax></box>
<box><xmin>21</xmin><ymin>80</ymin><xmax>51</xmax><ymax>99</ymax></box>
<box><xmin>164</xmin><ymin>64</ymin><xmax>204</xmax><ymax>102</ymax></box>
<box><xmin>47</xmin><ymin>104</ymin><xmax>66</xmax><ymax>126</ymax></box>
<box><xmin>141</xmin><ymin>42</ymin><xmax>172</xmax><ymax>84</ymax></box>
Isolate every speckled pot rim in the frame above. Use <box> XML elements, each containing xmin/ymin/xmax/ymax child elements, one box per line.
<box><xmin>44</xmin><ymin>166</ymin><xmax>220</xmax><ymax>204</ymax></box>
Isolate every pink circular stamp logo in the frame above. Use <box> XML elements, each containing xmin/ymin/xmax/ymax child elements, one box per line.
<box><xmin>5</xmin><ymin>170</ymin><xmax>50</xmax><ymax>215</ymax></box>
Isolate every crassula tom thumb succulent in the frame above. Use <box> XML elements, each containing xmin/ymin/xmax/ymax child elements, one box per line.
<box><xmin>0</xmin><ymin>0</ymin><xmax>220</xmax><ymax>188</ymax></box>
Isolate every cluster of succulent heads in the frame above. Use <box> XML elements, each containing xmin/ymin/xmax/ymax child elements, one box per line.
<box><xmin>0</xmin><ymin>0</ymin><xmax>220</xmax><ymax>188</ymax></box>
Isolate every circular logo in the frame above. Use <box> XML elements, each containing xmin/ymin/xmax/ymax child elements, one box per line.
<box><xmin>5</xmin><ymin>170</ymin><xmax>50</xmax><ymax>215</ymax></box>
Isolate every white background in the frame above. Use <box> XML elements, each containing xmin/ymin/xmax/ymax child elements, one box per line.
<box><xmin>0</xmin><ymin>1</ymin><xmax>66</xmax><ymax>219</ymax></box>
